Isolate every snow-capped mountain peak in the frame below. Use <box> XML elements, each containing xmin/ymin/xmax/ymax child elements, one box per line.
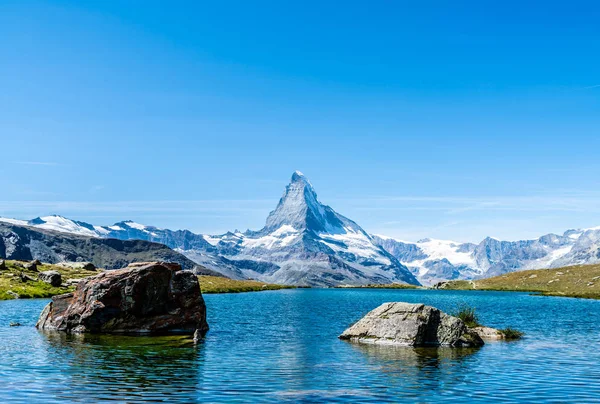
<box><xmin>264</xmin><ymin>171</ymin><xmax>347</xmax><ymax>234</ymax></box>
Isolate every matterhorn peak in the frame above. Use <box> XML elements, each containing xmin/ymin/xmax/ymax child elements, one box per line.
<box><xmin>290</xmin><ymin>170</ymin><xmax>313</xmax><ymax>187</ymax></box>
<box><xmin>262</xmin><ymin>172</ymin><xmax>353</xmax><ymax>235</ymax></box>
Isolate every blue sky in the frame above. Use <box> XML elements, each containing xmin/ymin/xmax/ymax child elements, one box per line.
<box><xmin>1</xmin><ymin>0</ymin><xmax>599</xmax><ymax>242</ymax></box>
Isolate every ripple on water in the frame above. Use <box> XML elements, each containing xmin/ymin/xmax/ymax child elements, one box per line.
<box><xmin>0</xmin><ymin>289</ymin><xmax>599</xmax><ymax>402</ymax></box>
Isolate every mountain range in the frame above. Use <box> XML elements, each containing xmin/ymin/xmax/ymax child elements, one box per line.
<box><xmin>2</xmin><ymin>171</ymin><xmax>600</xmax><ymax>286</ymax></box>
<box><xmin>0</xmin><ymin>222</ymin><xmax>221</xmax><ymax>276</ymax></box>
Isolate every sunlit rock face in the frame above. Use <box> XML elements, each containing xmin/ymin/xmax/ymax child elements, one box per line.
<box><xmin>339</xmin><ymin>302</ymin><xmax>484</xmax><ymax>347</ymax></box>
<box><xmin>36</xmin><ymin>262</ymin><xmax>208</xmax><ymax>335</ymax></box>
<box><xmin>204</xmin><ymin>171</ymin><xmax>420</xmax><ymax>287</ymax></box>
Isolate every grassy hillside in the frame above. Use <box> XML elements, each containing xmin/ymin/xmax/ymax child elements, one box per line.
<box><xmin>0</xmin><ymin>260</ymin><xmax>99</xmax><ymax>300</ymax></box>
<box><xmin>0</xmin><ymin>260</ymin><xmax>294</xmax><ymax>300</ymax></box>
<box><xmin>438</xmin><ymin>264</ymin><xmax>600</xmax><ymax>299</ymax></box>
<box><xmin>198</xmin><ymin>275</ymin><xmax>295</xmax><ymax>293</ymax></box>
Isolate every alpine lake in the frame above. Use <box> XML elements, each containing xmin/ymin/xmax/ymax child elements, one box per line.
<box><xmin>1</xmin><ymin>288</ymin><xmax>599</xmax><ymax>403</ymax></box>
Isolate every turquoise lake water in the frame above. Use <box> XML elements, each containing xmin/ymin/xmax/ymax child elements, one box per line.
<box><xmin>1</xmin><ymin>289</ymin><xmax>599</xmax><ymax>403</ymax></box>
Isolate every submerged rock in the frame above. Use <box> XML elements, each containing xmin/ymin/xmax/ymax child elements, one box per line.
<box><xmin>339</xmin><ymin>302</ymin><xmax>484</xmax><ymax>347</ymax></box>
<box><xmin>39</xmin><ymin>270</ymin><xmax>62</xmax><ymax>287</ymax></box>
<box><xmin>36</xmin><ymin>262</ymin><xmax>208</xmax><ymax>335</ymax></box>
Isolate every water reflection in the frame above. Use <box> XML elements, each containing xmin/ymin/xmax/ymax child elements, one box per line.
<box><xmin>39</xmin><ymin>331</ymin><xmax>204</xmax><ymax>402</ymax></box>
<box><xmin>347</xmin><ymin>343</ymin><xmax>481</xmax><ymax>394</ymax></box>
<box><xmin>2</xmin><ymin>290</ymin><xmax>600</xmax><ymax>402</ymax></box>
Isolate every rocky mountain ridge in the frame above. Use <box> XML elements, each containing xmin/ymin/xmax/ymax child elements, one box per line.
<box><xmin>0</xmin><ymin>222</ymin><xmax>221</xmax><ymax>276</ymax></box>
<box><xmin>4</xmin><ymin>172</ymin><xmax>600</xmax><ymax>285</ymax></box>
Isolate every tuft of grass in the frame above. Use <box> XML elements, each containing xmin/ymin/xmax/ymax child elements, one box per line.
<box><xmin>452</xmin><ymin>304</ymin><xmax>481</xmax><ymax>328</ymax></box>
<box><xmin>500</xmin><ymin>327</ymin><xmax>524</xmax><ymax>340</ymax></box>
<box><xmin>198</xmin><ymin>275</ymin><xmax>294</xmax><ymax>294</ymax></box>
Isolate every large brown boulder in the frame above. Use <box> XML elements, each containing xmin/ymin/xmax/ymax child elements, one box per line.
<box><xmin>36</xmin><ymin>262</ymin><xmax>208</xmax><ymax>335</ymax></box>
<box><xmin>339</xmin><ymin>302</ymin><xmax>484</xmax><ymax>347</ymax></box>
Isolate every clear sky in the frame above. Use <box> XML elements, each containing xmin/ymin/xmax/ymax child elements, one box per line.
<box><xmin>1</xmin><ymin>1</ymin><xmax>599</xmax><ymax>242</ymax></box>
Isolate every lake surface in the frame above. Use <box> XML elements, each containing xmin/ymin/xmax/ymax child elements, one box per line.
<box><xmin>1</xmin><ymin>289</ymin><xmax>599</xmax><ymax>403</ymax></box>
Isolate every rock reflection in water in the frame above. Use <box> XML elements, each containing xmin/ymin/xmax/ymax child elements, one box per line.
<box><xmin>348</xmin><ymin>343</ymin><xmax>481</xmax><ymax>393</ymax></box>
<box><xmin>39</xmin><ymin>331</ymin><xmax>204</xmax><ymax>402</ymax></box>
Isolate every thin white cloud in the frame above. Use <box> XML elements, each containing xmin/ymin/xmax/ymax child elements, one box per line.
<box><xmin>15</xmin><ymin>161</ymin><xmax>63</xmax><ymax>166</ymax></box>
<box><xmin>583</xmin><ymin>84</ymin><xmax>600</xmax><ymax>89</ymax></box>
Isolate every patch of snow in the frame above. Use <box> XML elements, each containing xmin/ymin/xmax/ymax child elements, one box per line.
<box><xmin>415</xmin><ymin>238</ymin><xmax>477</xmax><ymax>267</ymax></box>
<box><xmin>319</xmin><ymin>232</ymin><xmax>391</xmax><ymax>265</ymax></box>
<box><xmin>0</xmin><ymin>217</ymin><xmax>28</xmax><ymax>226</ymax></box>
<box><xmin>109</xmin><ymin>225</ymin><xmax>124</xmax><ymax>231</ymax></box>
<box><xmin>242</xmin><ymin>227</ymin><xmax>301</xmax><ymax>250</ymax></box>
<box><xmin>93</xmin><ymin>226</ymin><xmax>110</xmax><ymax>235</ymax></box>
<box><xmin>373</xmin><ymin>234</ymin><xmax>412</xmax><ymax>243</ymax></box>
<box><xmin>548</xmin><ymin>245</ymin><xmax>573</xmax><ymax>261</ymax></box>
<box><xmin>203</xmin><ymin>235</ymin><xmax>222</xmax><ymax>246</ymax></box>
<box><xmin>124</xmin><ymin>221</ymin><xmax>147</xmax><ymax>231</ymax></box>
<box><xmin>271</xmin><ymin>225</ymin><xmax>298</xmax><ymax>237</ymax></box>
<box><xmin>35</xmin><ymin>216</ymin><xmax>98</xmax><ymax>237</ymax></box>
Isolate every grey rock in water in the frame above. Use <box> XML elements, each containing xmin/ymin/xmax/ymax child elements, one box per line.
<box><xmin>38</xmin><ymin>270</ymin><xmax>62</xmax><ymax>287</ymax></box>
<box><xmin>36</xmin><ymin>262</ymin><xmax>209</xmax><ymax>335</ymax></box>
<box><xmin>470</xmin><ymin>326</ymin><xmax>505</xmax><ymax>340</ymax></box>
<box><xmin>339</xmin><ymin>302</ymin><xmax>484</xmax><ymax>347</ymax></box>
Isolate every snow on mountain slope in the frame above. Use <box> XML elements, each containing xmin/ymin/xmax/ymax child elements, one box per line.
<box><xmin>373</xmin><ymin>227</ymin><xmax>600</xmax><ymax>285</ymax></box>
<box><xmin>0</xmin><ymin>171</ymin><xmax>419</xmax><ymax>287</ymax></box>
<box><xmin>198</xmin><ymin>171</ymin><xmax>419</xmax><ymax>286</ymax></box>
<box><xmin>0</xmin><ymin>218</ymin><xmax>28</xmax><ymax>226</ymax></box>
<box><xmin>6</xmin><ymin>174</ymin><xmax>600</xmax><ymax>286</ymax></box>
<box><xmin>0</xmin><ymin>215</ymin><xmax>100</xmax><ymax>237</ymax></box>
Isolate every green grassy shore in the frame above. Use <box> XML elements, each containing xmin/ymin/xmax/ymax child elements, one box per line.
<box><xmin>437</xmin><ymin>263</ymin><xmax>600</xmax><ymax>299</ymax></box>
<box><xmin>198</xmin><ymin>275</ymin><xmax>295</xmax><ymax>294</ymax></box>
<box><xmin>0</xmin><ymin>260</ymin><xmax>98</xmax><ymax>300</ymax></box>
<box><xmin>0</xmin><ymin>260</ymin><xmax>294</xmax><ymax>300</ymax></box>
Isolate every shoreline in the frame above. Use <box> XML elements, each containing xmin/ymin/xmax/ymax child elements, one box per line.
<box><xmin>0</xmin><ymin>260</ymin><xmax>295</xmax><ymax>301</ymax></box>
